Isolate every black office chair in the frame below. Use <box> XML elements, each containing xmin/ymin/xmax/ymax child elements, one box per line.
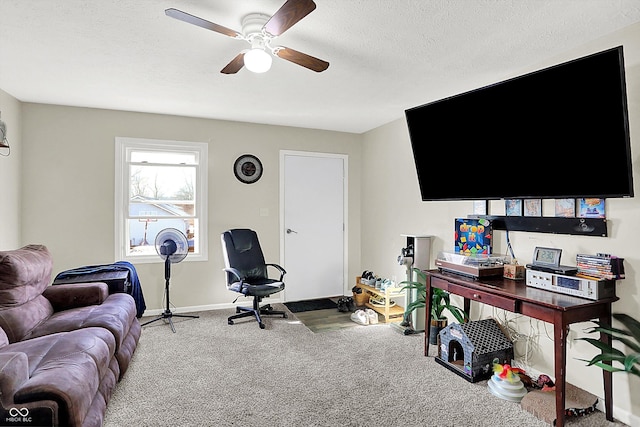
<box><xmin>221</xmin><ymin>229</ymin><xmax>288</xmax><ymax>329</ymax></box>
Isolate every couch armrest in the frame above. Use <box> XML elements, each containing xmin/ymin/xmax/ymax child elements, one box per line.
<box><xmin>0</xmin><ymin>353</ymin><xmax>58</xmax><ymax>426</ymax></box>
<box><xmin>42</xmin><ymin>282</ymin><xmax>109</xmax><ymax>311</ymax></box>
<box><xmin>0</xmin><ymin>352</ymin><xmax>29</xmax><ymax>402</ymax></box>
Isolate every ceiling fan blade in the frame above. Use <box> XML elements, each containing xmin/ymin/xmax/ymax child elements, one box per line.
<box><xmin>165</xmin><ymin>8</ymin><xmax>242</xmax><ymax>39</ymax></box>
<box><xmin>274</xmin><ymin>46</ymin><xmax>329</xmax><ymax>72</ymax></box>
<box><xmin>221</xmin><ymin>53</ymin><xmax>245</xmax><ymax>74</ymax></box>
<box><xmin>264</xmin><ymin>0</ymin><xmax>316</xmax><ymax>37</ymax></box>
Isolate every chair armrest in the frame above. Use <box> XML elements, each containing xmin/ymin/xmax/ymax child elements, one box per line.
<box><xmin>223</xmin><ymin>267</ymin><xmax>243</xmax><ymax>283</ymax></box>
<box><xmin>42</xmin><ymin>282</ymin><xmax>109</xmax><ymax>311</ymax></box>
<box><xmin>266</xmin><ymin>263</ymin><xmax>287</xmax><ymax>281</ymax></box>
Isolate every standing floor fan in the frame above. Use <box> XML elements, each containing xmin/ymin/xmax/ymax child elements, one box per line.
<box><xmin>141</xmin><ymin>228</ymin><xmax>199</xmax><ymax>333</ymax></box>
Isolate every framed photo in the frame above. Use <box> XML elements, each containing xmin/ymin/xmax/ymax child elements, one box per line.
<box><xmin>523</xmin><ymin>199</ymin><xmax>542</xmax><ymax>217</ymax></box>
<box><xmin>472</xmin><ymin>200</ymin><xmax>488</xmax><ymax>215</ymax></box>
<box><xmin>505</xmin><ymin>199</ymin><xmax>522</xmax><ymax>216</ymax></box>
<box><xmin>578</xmin><ymin>198</ymin><xmax>605</xmax><ymax>218</ymax></box>
<box><xmin>555</xmin><ymin>198</ymin><xmax>575</xmax><ymax>217</ymax></box>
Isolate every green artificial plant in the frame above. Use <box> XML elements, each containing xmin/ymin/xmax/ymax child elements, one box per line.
<box><xmin>400</xmin><ymin>267</ymin><xmax>466</xmax><ymax>324</ymax></box>
<box><xmin>576</xmin><ymin>313</ymin><xmax>640</xmax><ymax>378</ymax></box>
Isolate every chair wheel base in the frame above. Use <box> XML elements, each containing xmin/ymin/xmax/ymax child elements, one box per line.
<box><xmin>226</xmin><ymin>303</ymin><xmax>287</xmax><ymax>329</ymax></box>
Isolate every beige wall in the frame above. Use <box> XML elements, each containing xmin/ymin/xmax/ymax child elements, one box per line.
<box><xmin>360</xmin><ymin>23</ymin><xmax>640</xmax><ymax>425</ymax></box>
<box><xmin>0</xmin><ymin>89</ymin><xmax>22</xmax><ymax>249</ymax></box>
<box><xmin>19</xmin><ymin>105</ymin><xmax>362</xmax><ymax>313</ymax></box>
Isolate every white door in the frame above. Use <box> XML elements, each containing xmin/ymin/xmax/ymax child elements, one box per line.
<box><xmin>280</xmin><ymin>151</ymin><xmax>346</xmax><ymax>301</ymax></box>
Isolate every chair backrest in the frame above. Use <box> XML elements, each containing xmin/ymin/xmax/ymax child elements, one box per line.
<box><xmin>221</xmin><ymin>229</ymin><xmax>268</xmax><ymax>283</ymax></box>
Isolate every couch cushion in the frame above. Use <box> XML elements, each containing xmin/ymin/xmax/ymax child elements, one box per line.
<box><xmin>0</xmin><ymin>245</ymin><xmax>55</xmax><ymax>342</ymax></box>
<box><xmin>1</xmin><ymin>327</ymin><xmax>116</xmax><ymax>427</ymax></box>
<box><xmin>0</xmin><ymin>295</ymin><xmax>54</xmax><ymax>343</ymax></box>
<box><xmin>0</xmin><ymin>327</ymin><xmax>8</xmax><ymax>348</ymax></box>
<box><xmin>0</xmin><ymin>245</ymin><xmax>53</xmax><ymax>305</ymax></box>
<box><xmin>25</xmin><ymin>293</ymin><xmax>137</xmax><ymax>352</ymax></box>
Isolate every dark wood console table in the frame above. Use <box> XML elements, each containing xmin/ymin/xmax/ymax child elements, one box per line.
<box><xmin>424</xmin><ymin>269</ymin><xmax>618</xmax><ymax>427</ymax></box>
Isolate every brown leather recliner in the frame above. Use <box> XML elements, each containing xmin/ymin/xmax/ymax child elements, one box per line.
<box><xmin>0</xmin><ymin>245</ymin><xmax>142</xmax><ymax>427</ymax></box>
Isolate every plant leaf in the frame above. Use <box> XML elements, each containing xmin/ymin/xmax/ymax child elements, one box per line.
<box><xmin>591</xmin><ymin>361</ymin><xmax>627</xmax><ymax>373</ymax></box>
<box><xmin>613</xmin><ymin>313</ymin><xmax>640</xmax><ymax>345</ymax></box>
<box><xmin>623</xmin><ymin>353</ymin><xmax>640</xmax><ymax>372</ymax></box>
<box><xmin>616</xmin><ymin>336</ymin><xmax>640</xmax><ymax>354</ymax></box>
<box><xmin>585</xmin><ymin>324</ymin><xmax>631</xmax><ymax>339</ymax></box>
<box><xmin>576</xmin><ymin>337</ymin><xmax>626</xmax><ymax>357</ymax></box>
<box><xmin>586</xmin><ymin>352</ymin><xmax>627</xmax><ymax>366</ymax></box>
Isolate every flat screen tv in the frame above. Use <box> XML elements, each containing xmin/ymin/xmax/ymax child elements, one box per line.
<box><xmin>405</xmin><ymin>46</ymin><xmax>634</xmax><ymax>201</ymax></box>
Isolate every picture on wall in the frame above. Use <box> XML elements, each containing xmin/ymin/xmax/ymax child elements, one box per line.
<box><xmin>578</xmin><ymin>198</ymin><xmax>606</xmax><ymax>218</ymax></box>
<box><xmin>505</xmin><ymin>199</ymin><xmax>522</xmax><ymax>216</ymax></box>
<box><xmin>454</xmin><ymin>218</ymin><xmax>492</xmax><ymax>255</ymax></box>
<box><xmin>555</xmin><ymin>199</ymin><xmax>576</xmax><ymax>217</ymax></box>
<box><xmin>524</xmin><ymin>199</ymin><xmax>542</xmax><ymax>217</ymax></box>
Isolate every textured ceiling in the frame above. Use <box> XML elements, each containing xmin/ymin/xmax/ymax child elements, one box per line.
<box><xmin>1</xmin><ymin>0</ymin><xmax>640</xmax><ymax>134</ymax></box>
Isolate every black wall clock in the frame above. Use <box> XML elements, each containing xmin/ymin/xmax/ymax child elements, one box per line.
<box><xmin>233</xmin><ymin>154</ymin><xmax>263</xmax><ymax>184</ymax></box>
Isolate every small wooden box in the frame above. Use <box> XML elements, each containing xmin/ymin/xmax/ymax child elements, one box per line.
<box><xmin>503</xmin><ymin>264</ymin><xmax>525</xmax><ymax>280</ymax></box>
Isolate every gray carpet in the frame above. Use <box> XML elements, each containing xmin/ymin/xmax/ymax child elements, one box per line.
<box><xmin>104</xmin><ymin>306</ymin><xmax>627</xmax><ymax>426</ymax></box>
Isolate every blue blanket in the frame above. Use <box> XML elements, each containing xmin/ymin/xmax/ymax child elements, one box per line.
<box><xmin>54</xmin><ymin>261</ymin><xmax>146</xmax><ymax>318</ymax></box>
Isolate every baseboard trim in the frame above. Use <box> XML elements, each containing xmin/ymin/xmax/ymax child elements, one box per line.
<box><xmin>141</xmin><ymin>296</ymin><xmax>285</xmax><ymax>317</ymax></box>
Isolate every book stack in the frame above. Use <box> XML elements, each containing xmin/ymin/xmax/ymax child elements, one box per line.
<box><xmin>576</xmin><ymin>253</ymin><xmax>625</xmax><ymax>280</ymax></box>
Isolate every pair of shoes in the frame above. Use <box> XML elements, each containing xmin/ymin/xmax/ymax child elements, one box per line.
<box><xmin>337</xmin><ymin>297</ymin><xmax>355</xmax><ymax>312</ymax></box>
<box><xmin>337</xmin><ymin>297</ymin><xmax>356</xmax><ymax>313</ymax></box>
<box><xmin>350</xmin><ymin>309</ymin><xmax>368</xmax><ymax>325</ymax></box>
<box><xmin>350</xmin><ymin>309</ymin><xmax>379</xmax><ymax>325</ymax></box>
<box><xmin>346</xmin><ymin>297</ymin><xmax>355</xmax><ymax>312</ymax></box>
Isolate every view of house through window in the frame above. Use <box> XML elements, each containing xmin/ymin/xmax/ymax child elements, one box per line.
<box><xmin>115</xmin><ymin>138</ymin><xmax>208</xmax><ymax>263</ymax></box>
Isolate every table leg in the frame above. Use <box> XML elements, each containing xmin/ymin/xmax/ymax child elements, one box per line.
<box><xmin>554</xmin><ymin>312</ymin><xmax>568</xmax><ymax>427</ymax></box>
<box><xmin>424</xmin><ymin>277</ymin><xmax>433</xmax><ymax>357</ymax></box>
<box><xmin>600</xmin><ymin>307</ymin><xmax>614</xmax><ymax>421</ymax></box>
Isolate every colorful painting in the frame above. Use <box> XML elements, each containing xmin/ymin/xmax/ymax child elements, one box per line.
<box><xmin>555</xmin><ymin>198</ymin><xmax>575</xmax><ymax>218</ymax></box>
<box><xmin>578</xmin><ymin>198</ymin><xmax>605</xmax><ymax>218</ymax></box>
<box><xmin>454</xmin><ymin>218</ymin><xmax>492</xmax><ymax>255</ymax></box>
<box><xmin>524</xmin><ymin>199</ymin><xmax>542</xmax><ymax>217</ymax></box>
<box><xmin>505</xmin><ymin>199</ymin><xmax>522</xmax><ymax>216</ymax></box>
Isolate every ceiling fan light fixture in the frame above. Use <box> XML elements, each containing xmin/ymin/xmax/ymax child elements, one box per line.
<box><xmin>244</xmin><ymin>48</ymin><xmax>272</xmax><ymax>73</ymax></box>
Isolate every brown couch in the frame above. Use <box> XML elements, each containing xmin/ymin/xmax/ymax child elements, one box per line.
<box><xmin>0</xmin><ymin>245</ymin><xmax>142</xmax><ymax>427</ymax></box>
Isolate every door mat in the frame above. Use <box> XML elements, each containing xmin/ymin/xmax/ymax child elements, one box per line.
<box><xmin>284</xmin><ymin>298</ymin><xmax>338</xmax><ymax>313</ymax></box>
<box><xmin>520</xmin><ymin>382</ymin><xmax>598</xmax><ymax>424</ymax></box>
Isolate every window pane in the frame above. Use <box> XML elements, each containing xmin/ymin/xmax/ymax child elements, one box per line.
<box><xmin>129</xmin><ymin>165</ymin><xmax>195</xmax><ymax>201</ymax></box>
<box><xmin>129</xmin><ymin>201</ymin><xmax>195</xmax><ymax>218</ymax></box>
<box><xmin>127</xmin><ymin>218</ymin><xmax>198</xmax><ymax>256</ymax></box>
<box><xmin>130</xmin><ymin>150</ymin><xmax>197</xmax><ymax>165</ymax></box>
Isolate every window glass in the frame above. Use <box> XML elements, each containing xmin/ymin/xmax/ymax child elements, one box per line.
<box><xmin>115</xmin><ymin>138</ymin><xmax>208</xmax><ymax>263</ymax></box>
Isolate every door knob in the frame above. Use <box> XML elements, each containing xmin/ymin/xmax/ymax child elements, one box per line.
<box><xmin>286</xmin><ymin>228</ymin><xmax>298</xmax><ymax>234</ymax></box>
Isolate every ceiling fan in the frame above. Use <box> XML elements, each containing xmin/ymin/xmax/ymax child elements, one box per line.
<box><xmin>165</xmin><ymin>0</ymin><xmax>329</xmax><ymax>74</ymax></box>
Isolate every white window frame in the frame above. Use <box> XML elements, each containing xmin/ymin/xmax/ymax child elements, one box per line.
<box><xmin>115</xmin><ymin>137</ymin><xmax>208</xmax><ymax>263</ymax></box>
